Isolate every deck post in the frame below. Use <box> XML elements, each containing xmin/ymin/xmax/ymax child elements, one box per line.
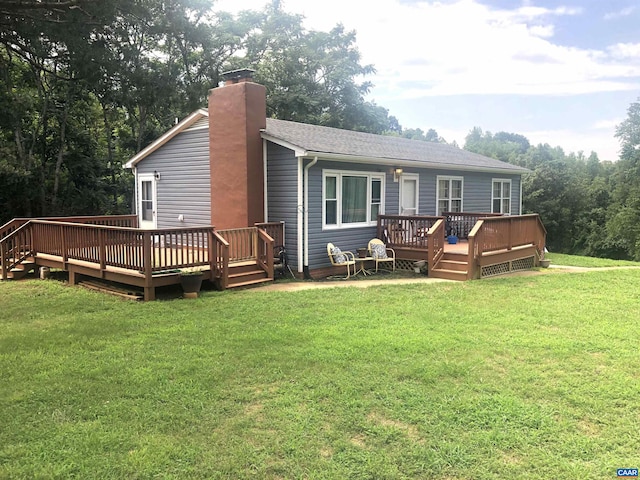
<box><xmin>467</xmin><ymin>220</ymin><xmax>484</xmax><ymax>280</ymax></box>
<box><xmin>61</xmin><ymin>225</ymin><xmax>68</xmax><ymax>268</ymax></box>
<box><xmin>1</xmin><ymin>242</ymin><xmax>6</xmax><ymax>280</ymax></box>
<box><xmin>207</xmin><ymin>228</ymin><xmax>215</xmax><ymax>281</ymax></box>
<box><xmin>99</xmin><ymin>228</ymin><xmax>106</xmax><ymax>272</ymax></box>
<box><xmin>142</xmin><ymin>231</ymin><xmax>154</xmax><ymax>301</ymax></box>
<box><xmin>144</xmin><ymin>286</ymin><xmax>156</xmax><ymax>301</ymax></box>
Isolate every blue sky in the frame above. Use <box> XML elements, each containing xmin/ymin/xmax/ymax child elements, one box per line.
<box><xmin>213</xmin><ymin>0</ymin><xmax>640</xmax><ymax>160</ymax></box>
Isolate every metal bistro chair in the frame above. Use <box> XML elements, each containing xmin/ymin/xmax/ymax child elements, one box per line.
<box><xmin>368</xmin><ymin>238</ymin><xmax>396</xmax><ymax>273</ymax></box>
<box><xmin>327</xmin><ymin>242</ymin><xmax>356</xmax><ymax>279</ymax></box>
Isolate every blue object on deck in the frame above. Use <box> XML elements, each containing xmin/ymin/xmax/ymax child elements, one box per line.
<box><xmin>447</xmin><ymin>235</ymin><xmax>458</xmax><ymax>244</ymax></box>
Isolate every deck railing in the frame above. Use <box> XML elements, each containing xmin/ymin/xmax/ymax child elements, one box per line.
<box><xmin>29</xmin><ymin>221</ymin><xmax>217</xmax><ymax>273</ymax></box>
<box><xmin>473</xmin><ymin>215</ymin><xmax>545</xmax><ymax>254</ymax></box>
<box><xmin>0</xmin><ymin>215</ymin><xmax>138</xmax><ymax>241</ymax></box>
<box><xmin>442</xmin><ymin>212</ymin><xmax>503</xmax><ymax>239</ymax></box>
<box><xmin>467</xmin><ymin>214</ymin><xmax>546</xmax><ymax>279</ymax></box>
<box><xmin>257</xmin><ymin>229</ymin><xmax>275</xmax><ymax>279</ymax></box>
<box><xmin>217</xmin><ymin>227</ymin><xmax>258</xmax><ymax>263</ymax></box>
<box><xmin>0</xmin><ymin>221</ymin><xmax>34</xmax><ymax>280</ymax></box>
<box><xmin>213</xmin><ymin>231</ymin><xmax>230</xmax><ymax>290</ymax></box>
<box><xmin>427</xmin><ymin>219</ymin><xmax>445</xmax><ymax>272</ymax></box>
<box><xmin>255</xmin><ymin>221</ymin><xmax>285</xmax><ymax>248</ymax></box>
<box><xmin>1</xmin><ymin>219</ymin><xmax>230</xmax><ymax>283</ymax></box>
<box><xmin>217</xmin><ymin>226</ymin><xmax>274</xmax><ymax>279</ymax></box>
<box><xmin>377</xmin><ymin>214</ymin><xmax>442</xmax><ymax>249</ymax></box>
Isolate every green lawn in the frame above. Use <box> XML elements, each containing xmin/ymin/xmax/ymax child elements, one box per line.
<box><xmin>1</xmin><ymin>270</ymin><xmax>639</xmax><ymax>479</ymax></box>
<box><xmin>546</xmin><ymin>252</ymin><xmax>640</xmax><ymax>268</ymax></box>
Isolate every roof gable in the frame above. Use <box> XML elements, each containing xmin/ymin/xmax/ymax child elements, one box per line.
<box><xmin>124</xmin><ymin>109</ymin><xmax>208</xmax><ymax>169</ymax></box>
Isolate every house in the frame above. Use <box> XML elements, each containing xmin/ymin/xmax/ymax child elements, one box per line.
<box><xmin>124</xmin><ymin>69</ymin><xmax>532</xmax><ymax>278</ymax></box>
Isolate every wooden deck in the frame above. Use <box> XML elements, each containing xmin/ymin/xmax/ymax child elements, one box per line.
<box><xmin>1</xmin><ymin>217</ymin><xmax>284</xmax><ymax>300</ymax></box>
<box><xmin>378</xmin><ymin>213</ymin><xmax>547</xmax><ymax>281</ymax></box>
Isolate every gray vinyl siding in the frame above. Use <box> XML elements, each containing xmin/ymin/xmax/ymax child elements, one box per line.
<box><xmin>392</xmin><ymin>169</ymin><xmax>522</xmax><ymax>216</ymax></box>
<box><xmin>305</xmin><ymin>161</ymin><xmax>524</xmax><ymax>270</ymax></box>
<box><xmin>307</xmin><ymin>161</ymin><xmax>391</xmax><ymax>270</ymax></box>
<box><xmin>136</xmin><ymin>128</ymin><xmax>211</xmax><ymax>228</ymax></box>
<box><xmin>266</xmin><ymin>142</ymin><xmax>299</xmax><ymax>268</ymax></box>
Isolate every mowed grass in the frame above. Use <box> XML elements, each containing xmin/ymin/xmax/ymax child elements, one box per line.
<box><xmin>1</xmin><ymin>269</ymin><xmax>640</xmax><ymax>479</ymax></box>
<box><xmin>546</xmin><ymin>252</ymin><xmax>640</xmax><ymax>268</ymax></box>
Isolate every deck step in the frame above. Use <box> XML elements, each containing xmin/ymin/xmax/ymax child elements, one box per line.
<box><xmin>80</xmin><ymin>279</ymin><xmax>143</xmax><ymax>300</ymax></box>
<box><xmin>442</xmin><ymin>252</ymin><xmax>468</xmax><ymax>261</ymax></box>
<box><xmin>4</xmin><ymin>260</ymin><xmax>37</xmax><ymax>280</ymax></box>
<box><xmin>437</xmin><ymin>259</ymin><xmax>468</xmax><ymax>272</ymax></box>
<box><xmin>227</xmin><ymin>277</ymin><xmax>273</xmax><ymax>289</ymax></box>
<box><xmin>430</xmin><ymin>268</ymin><xmax>468</xmax><ymax>281</ymax></box>
<box><xmin>227</xmin><ymin>269</ymin><xmax>271</xmax><ymax>288</ymax></box>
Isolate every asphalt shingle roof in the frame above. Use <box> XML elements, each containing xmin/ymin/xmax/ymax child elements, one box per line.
<box><xmin>264</xmin><ymin>118</ymin><xmax>528</xmax><ymax>173</ymax></box>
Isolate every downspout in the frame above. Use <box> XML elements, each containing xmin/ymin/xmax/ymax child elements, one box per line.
<box><xmin>303</xmin><ymin>156</ymin><xmax>318</xmax><ymax>278</ymax></box>
<box><xmin>297</xmin><ymin>157</ymin><xmax>304</xmax><ymax>274</ymax></box>
<box><xmin>519</xmin><ymin>176</ymin><xmax>523</xmax><ymax>215</ymax></box>
<box><xmin>133</xmin><ymin>166</ymin><xmax>138</xmax><ymax>216</ymax></box>
<box><xmin>263</xmin><ymin>139</ymin><xmax>268</xmax><ymax>222</ymax></box>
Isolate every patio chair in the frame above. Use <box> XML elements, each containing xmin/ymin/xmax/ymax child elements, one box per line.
<box><xmin>327</xmin><ymin>242</ymin><xmax>356</xmax><ymax>279</ymax></box>
<box><xmin>368</xmin><ymin>238</ymin><xmax>396</xmax><ymax>272</ymax></box>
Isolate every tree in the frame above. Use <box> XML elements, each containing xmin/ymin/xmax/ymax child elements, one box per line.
<box><xmin>228</xmin><ymin>1</ymin><xmax>395</xmax><ymax>134</ymax></box>
<box><xmin>605</xmin><ymin>98</ymin><xmax>640</xmax><ymax>260</ymax></box>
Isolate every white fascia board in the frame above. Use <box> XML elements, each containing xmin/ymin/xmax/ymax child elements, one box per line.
<box><xmin>303</xmin><ymin>152</ymin><xmax>530</xmax><ymax>175</ymax></box>
<box><xmin>123</xmin><ymin>109</ymin><xmax>209</xmax><ymax>169</ymax></box>
<box><xmin>260</xmin><ymin>133</ymin><xmax>307</xmax><ymax>157</ymax></box>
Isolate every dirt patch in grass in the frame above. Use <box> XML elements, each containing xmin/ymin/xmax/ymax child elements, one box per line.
<box><xmin>367</xmin><ymin>412</ymin><xmax>423</xmax><ymax>444</ymax></box>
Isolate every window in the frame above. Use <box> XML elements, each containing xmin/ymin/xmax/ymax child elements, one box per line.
<box><xmin>437</xmin><ymin>176</ymin><xmax>463</xmax><ymax>214</ymax></box>
<box><xmin>323</xmin><ymin>170</ymin><xmax>385</xmax><ymax>228</ymax></box>
<box><xmin>492</xmin><ymin>179</ymin><xmax>511</xmax><ymax>214</ymax></box>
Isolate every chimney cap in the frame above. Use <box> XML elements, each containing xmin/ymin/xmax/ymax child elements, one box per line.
<box><xmin>221</xmin><ymin>68</ymin><xmax>255</xmax><ymax>83</ymax></box>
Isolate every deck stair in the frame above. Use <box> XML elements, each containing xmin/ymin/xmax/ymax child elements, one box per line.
<box><xmin>430</xmin><ymin>252</ymin><xmax>469</xmax><ymax>281</ymax></box>
<box><xmin>226</xmin><ymin>261</ymin><xmax>272</xmax><ymax>289</ymax></box>
<box><xmin>0</xmin><ymin>255</ymin><xmax>37</xmax><ymax>280</ymax></box>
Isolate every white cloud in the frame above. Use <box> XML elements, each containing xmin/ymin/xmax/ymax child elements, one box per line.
<box><xmin>522</xmin><ymin>128</ymin><xmax>620</xmax><ymax>160</ymax></box>
<box><xmin>604</xmin><ymin>6</ymin><xmax>635</xmax><ymax>20</ymax></box>
<box><xmin>608</xmin><ymin>42</ymin><xmax>640</xmax><ymax>60</ymax></box>
<box><xmin>593</xmin><ymin>119</ymin><xmax>622</xmax><ymax>130</ymax></box>
<box><xmin>358</xmin><ymin>1</ymin><xmax>638</xmax><ymax>98</ymax></box>
<box><xmin>211</xmin><ymin>0</ymin><xmax>631</xmax><ymax>160</ymax></box>
<box><xmin>215</xmin><ymin>0</ymin><xmax>640</xmax><ymax>98</ymax></box>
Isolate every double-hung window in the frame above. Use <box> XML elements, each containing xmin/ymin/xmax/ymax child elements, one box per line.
<box><xmin>437</xmin><ymin>176</ymin><xmax>463</xmax><ymax>214</ymax></box>
<box><xmin>323</xmin><ymin>170</ymin><xmax>385</xmax><ymax>228</ymax></box>
<box><xmin>492</xmin><ymin>179</ymin><xmax>511</xmax><ymax>214</ymax></box>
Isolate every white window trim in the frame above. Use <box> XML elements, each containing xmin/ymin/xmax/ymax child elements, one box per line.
<box><xmin>137</xmin><ymin>173</ymin><xmax>158</xmax><ymax>229</ymax></box>
<box><xmin>322</xmin><ymin>169</ymin><xmax>386</xmax><ymax>230</ymax></box>
<box><xmin>399</xmin><ymin>173</ymin><xmax>419</xmax><ymax>215</ymax></box>
<box><xmin>436</xmin><ymin>175</ymin><xmax>464</xmax><ymax>214</ymax></box>
<box><xmin>491</xmin><ymin>178</ymin><xmax>512</xmax><ymax>215</ymax></box>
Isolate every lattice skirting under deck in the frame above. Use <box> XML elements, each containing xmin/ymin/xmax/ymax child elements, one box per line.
<box><xmin>481</xmin><ymin>256</ymin><xmax>535</xmax><ymax>278</ymax></box>
<box><xmin>395</xmin><ymin>259</ymin><xmax>421</xmax><ymax>271</ymax></box>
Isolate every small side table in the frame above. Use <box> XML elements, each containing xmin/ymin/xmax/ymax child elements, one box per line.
<box><xmin>355</xmin><ymin>257</ymin><xmax>374</xmax><ymax>276</ymax></box>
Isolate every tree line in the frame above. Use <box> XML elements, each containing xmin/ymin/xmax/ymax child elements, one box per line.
<box><xmin>0</xmin><ymin>0</ymin><xmax>400</xmax><ymax>223</ymax></box>
<box><xmin>2</xmin><ymin>0</ymin><xmax>639</xmax><ymax>261</ymax></box>
<box><xmin>463</xmin><ymin>110</ymin><xmax>640</xmax><ymax>261</ymax></box>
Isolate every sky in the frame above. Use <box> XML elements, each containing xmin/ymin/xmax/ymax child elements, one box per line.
<box><xmin>212</xmin><ymin>0</ymin><xmax>640</xmax><ymax>161</ymax></box>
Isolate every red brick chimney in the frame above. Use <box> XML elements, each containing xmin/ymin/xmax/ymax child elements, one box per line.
<box><xmin>208</xmin><ymin>69</ymin><xmax>266</xmax><ymax>229</ymax></box>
